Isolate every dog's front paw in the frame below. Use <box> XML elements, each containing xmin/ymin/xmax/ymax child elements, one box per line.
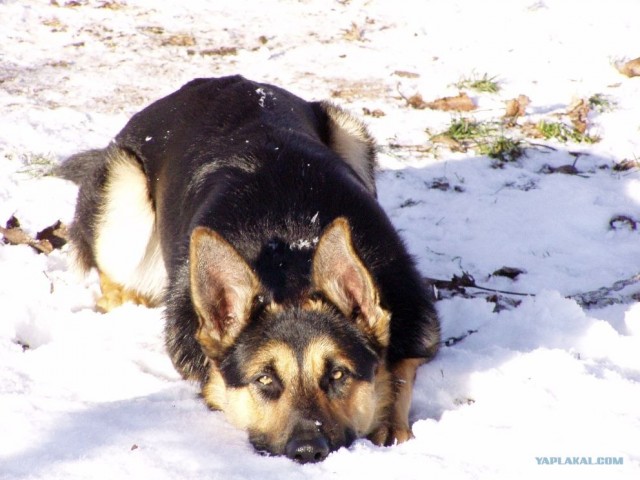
<box><xmin>368</xmin><ymin>423</ymin><xmax>414</xmax><ymax>447</ymax></box>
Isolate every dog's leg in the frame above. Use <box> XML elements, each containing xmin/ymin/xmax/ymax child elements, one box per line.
<box><xmin>368</xmin><ymin>357</ymin><xmax>425</xmax><ymax>446</ymax></box>
<box><xmin>96</xmin><ymin>271</ymin><xmax>155</xmax><ymax>312</ymax></box>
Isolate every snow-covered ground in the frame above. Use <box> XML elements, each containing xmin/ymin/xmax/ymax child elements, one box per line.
<box><xmin>1</xmin><ymin>0</ymin><xmax>639</xmax><ymax>479</ymax></box>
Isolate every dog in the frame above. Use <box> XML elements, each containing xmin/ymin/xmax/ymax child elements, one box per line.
<box><xmin>59</xmin><ymin>76</ymin><xmax>440</xmax><ymax>463</ymax></box>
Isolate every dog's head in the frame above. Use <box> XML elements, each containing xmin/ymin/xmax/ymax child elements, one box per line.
<box><xmin>188</xmin><ymin>218</ymin><xmax>393</xmax><ymax>463</ymax></box>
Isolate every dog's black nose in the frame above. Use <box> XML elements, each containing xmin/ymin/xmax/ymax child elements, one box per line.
<box><xmin>285</xmin><ymin>436</ymin><xmax>330</xmax><ymax>463</ymax></box>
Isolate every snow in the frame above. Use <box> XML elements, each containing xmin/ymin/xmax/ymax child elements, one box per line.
<box><xmin>1</xmin><ymin>0</ymin><xmax>639</xmax><ymax>479</ymax></box>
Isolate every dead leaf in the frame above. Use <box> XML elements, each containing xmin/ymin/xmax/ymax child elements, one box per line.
<box><xmin>425</xmin><ymin>92</ymin><xmax>476</xmax><ymax>112</ymax></box>
<box><xmin>425</xmin><ymin>177</ymin><xmax>464</xmax><ymax>192</ymax></box>
<box><xmin>616</xmin><ymin>57</ymin><xmax>640</xmax><ymax>77</ymax></box>
<box><xmin>613</xmin><ymin>159</ymin><xmax>639</xmax><ymax>171</ymax></box>
<box><xmin>362</xmin><ymin>107</ymin><xmax>386</xmax><ymax>117</ymax></box>
<box><xmin>343</xmin><ymin>22</ymin><xmax>365</xmax><ymax>41</ymax></box>
<box><xmin>539</xmin><ymin>164</ymin><xmax>581</xmax><ymax>175</ymax></box>
<box><xmin>504</xmin><ymin>95</ymin><xmax>530</xmax><ymax>122</ymax></box>
<box><xmin>139</xmin><ymin>26</ymin><xmax>164</xmax><ymax>35</ymax></box>
<box><xmin>1</xmin><ymin>221</ymin><xmax>31</xmax><ymax>246</ymax></box>
<box><xmin>1</xmin><ymin>224</ymin><xmax>52</xmax><ymax>254</ymax></box>
<box><xmin>36</xmin><ymin>220</ymin><xmax>69</xmax><ymax>250</ymax></box>
<box><xmin>405</xmin><ymin>93</ymin><xmax>429</xmax><ymax>109</ymax></box>
<box><xmin>393</xmin><ymin>70</ymin><xmax>420</xmax><ymax>79</ymax></box>
<box><xmin>6</xmin><ymin>216</ymin><xmax>20</xmax><ymax>229</ymax></box>
<box><xmin>609</xmin><ymin>215</ymin><xmax>637</xmax><ymax>231</ymax></box>
<box><xmin>444</xmin><ymin>272</ymin><xmax>477</xmax><ymax>290</ymax></box>
<box><xmin>486</xmin><ymin>294</ymin><xmax>522</xmax><ymax>312</ymax></box>
<box><xmin>428</xmin><ymin>177</ymin><xmax>451</xmax><ymax>191</ymax></box>
<box><xmin>162</xmin><ymin>34</ymin><xmax>196</xmax><ymax>47</ymax></box>
<box><xmin>199</xmin><ymin>47</ymin><xmax>237</xmax><ymax>56</ymax></box>
<box><xmin>492</xmin><ymin>267</ymin><xmax>526</xmax><ymax>280</ymax></box>
<box><xmin>430</xmin><ymin>134</ymin><xmax>466</xmax><ymax>152</ymax></box>
<box><xmin>567</xmin><ymin>98</ymin><xmax>590</xmax><ymax>134</ymax></box>
<box><xmin>0</xmin><ymin>217</ymin><xmax>68</xmax><ymax>255</ymax></box>
<box><xmin>98</xmin><ymin>1</ymin><xmax>125</xmax><ymax>9</ymax></box>
<box><xmin>58</xmin><ymin>1</ymin><xmax>83</xmax><ymax>7</ymax></box>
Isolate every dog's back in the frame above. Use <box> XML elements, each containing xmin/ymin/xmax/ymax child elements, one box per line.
<box><xmin>114</xmin><ymin>77</ymin><xmax>376</xmax><ymax>269</ymax></box>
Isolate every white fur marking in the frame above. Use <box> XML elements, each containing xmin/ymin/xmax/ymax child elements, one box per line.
<box><xmin>94</xmin><ymin>151</ymin><xmax>166</xmax><ymax>302</ymax></box>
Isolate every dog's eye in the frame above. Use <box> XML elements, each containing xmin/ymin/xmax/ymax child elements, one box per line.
<box><xmin>320</xmin><ymin>366</ymin><xmax>351</xmax><ymax>396</ymax></box>
<box><xmin>330</xmin><ymin>368</ymin><xmax>348</xmax><ymax>382</ymax></box>
<box><xmin>256</xmin><ymin>374</ymin><xmax>273</xmax><ymax>386</ymax></box>
<box><xmin>252</xmin><ymin>372</ymin><xmax>283</xmax><ymax>400</ymax></box>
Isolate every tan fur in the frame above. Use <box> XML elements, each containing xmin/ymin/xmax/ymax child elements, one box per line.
<box><xmin>96</xmin><ymin>271</ymin><xmax>156</xmax><ymax>312</ymax></box>
<box><xmin>264</xmin><ymin>302</ymin><xmax>284</xmax><ymax>314</ymax></box>
<box><xmin>202</xmin><ymin>336</ymin><xmax>393</xmax><ymax>454</ymax></box>
<box><xmin>301</xmin><ymin>297</ymin><xmax>334</xmax><ymax>313</ymax></box>
<box><xmin>367</xmin><ymin>357</ymin><xmax>425</xmax><ymax>446</ymax></box>
<box><xmin>190</xmin><ymin>226</ymin><xmax>261</xmax><ymax>356</ymax></box>
<box><xmin>321</xmin><ymin>102</ymin><xmax>376</xmax><ymax>194</ymax></box>
<box><xmin>194</xmin><ymin>218</ymin><xmax>416</xmax><ymax>453</ymax></box>
<box><xmin>312</xmin><ymin>218</ymin><xmax>390</xmax><ymax>347</ymax></box>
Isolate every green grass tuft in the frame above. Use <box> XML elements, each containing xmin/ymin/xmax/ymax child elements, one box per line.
<box><xmin>477</xmin><ymin>136</ymin><xmax>525</xmax><ymax>163</ymax></box>
<box><xmin>588</xmin><ymin>93</ymin><xmax>616</xmax><ymax>113</ymax></box>
<box><xmin>18</xmin><ymin>152</ymin><xmax>58</xmax><ymax>178</ymax></box>
<box><xmin>445</xmin><ymin>117</ymin><xmax>495</xmax><ymax>141</ymax></box>
<box><xmin>536</xmin><ymin>121</ymin><xmax>599</xmax><ymax>144</ymax></box>
<box><xmin>455</xmin><ymin>72</ymin><xmax>501</xmax><ymax>94</ymax></box>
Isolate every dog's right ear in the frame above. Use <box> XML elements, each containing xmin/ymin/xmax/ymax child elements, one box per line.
<box><xmin>189</xmin><ymin>226</ymin><xmax>260</xmax><ymax>356</ymax></box>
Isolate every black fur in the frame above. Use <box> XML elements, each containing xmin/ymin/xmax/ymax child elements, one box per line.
<box><xmin>56</xmin><ymin>148</ymin><xmax>114</xmax><ymax>271</ymax></box>
<box><xmin>62</xmin><ymin>74</ymin><xmax>439</xmax><ymax>387</ymax></box>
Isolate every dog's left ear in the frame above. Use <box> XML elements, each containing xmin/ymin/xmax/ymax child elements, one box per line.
<box><xmin>189</xmin><ymin>226</ymin><xmax>261</xmax><ymax>356</ymax></box>
<box><xmin>312</xmin><ymin>218</ymin><xmax>390</xmax><ymax>347</ymax></box>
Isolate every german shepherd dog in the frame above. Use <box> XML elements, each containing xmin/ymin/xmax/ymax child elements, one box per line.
<box><xmin>59</xmin><ymin>76</ymin><xmax>440</xmax><ymax>463</ymax></box>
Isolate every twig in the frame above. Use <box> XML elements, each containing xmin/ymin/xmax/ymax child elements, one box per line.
<box><xmin>426</xmin><ymin>272</ymin><xmax>640</xmax><ymax>310</ymax></box>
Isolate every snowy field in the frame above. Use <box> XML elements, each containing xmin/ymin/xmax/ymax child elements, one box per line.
<box><xmin>1</xmin><ymin>0</ymin><xmax>639</xmax><ymax>479</ymax></box>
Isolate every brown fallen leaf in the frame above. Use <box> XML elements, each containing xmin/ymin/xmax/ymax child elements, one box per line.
<box><xmin>393</xmin><ymin>70</ymin><xmax>420</xmax><ymax>79</ymax></box>
<box><xmin>6</xmin><ymin>215</ymin><xmax>20</xmax><ymax>229</ymax></box>
<box><xmin>613</xmin><ymin>159</ymin><xmax>640</xmax><ymax>171</ymax></box>
<box><xmin>0</xmin><ymin>224</ymin><xmax>52</xmax><ymax>254</ymax></box>
<box><xmin>0</xmin><ymin>217</ymin><xmax>68</xmax><ymax>255</ymax></box>
<box><xmin>539</xmin><ymin>164</ymin><xmax>581</xmax><ymax>175</ymax></box>
<box><xmin>36</xmin><ymin>220</ymin><xmax>69</xmax><ymax>250</ymax></box>
<box><xmin>492</xmin><ymin>267</ymin><xmax>526</xmax><ymax>280</ymax></box>
<box><xmin>362</xmin><ymin>107</ymin><xmax>386</xmax><ymax>118</ymax></box>
<box><xmin>406</xmin><ymin>93</ymin><xmax>429</xmax><ymax>109</ymax></box>
<box><xmin>199</xmin><ymin>47</ymin><xmax>237</xmax><ymax>56</ymax></box>
<box><xmin>58</xmin><ymin>1</ymin><xmax>83</xmax><ymax>7</ymax></box>
<box><xmin>616</xmin><ymin>57</ymin><xmax>640</xmax><ymax>77</ymax></box>
<box><xmin>425</xmin><ymin>92</ymin><xmax>476</xmax><ymax>112</ymax></box>
<box><xmin>504</xmin><ymin>95</ymin><xmax>530</xmax><ymax>122</ymax></box>
<box><xmin>430</xmin><ymin>134</ymin><xmax>466</xmax><ymax>152</ymax></box>
<box><xmin>567</xmin><ymin>98</ymin><xmax>590</xmax><ymax>134</ymax></box>
<box><xmin>98</xmin><ymin>1</ymin><xmax>125</xmax><ymax>9</ymax></box>
<box><xmin>343</xmin><ymin>22</ymin><xmax>365</xmax><ymax>42</ymax></box>
<box><xmin>162</xmin><ymin>34</ymin><xmax>196</xmax><ymax>47</ymax></box>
